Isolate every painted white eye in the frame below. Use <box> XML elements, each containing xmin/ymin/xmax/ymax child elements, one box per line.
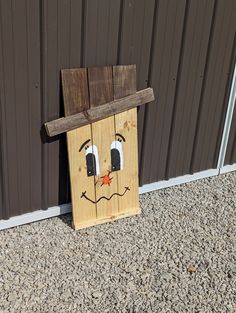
<box><xmin>110</xmin><ymin>140</ymin><xmax>123</xmax><ymax>171</ymax></box>
<box><xmin>85</xmin><ymin>145</ymin><xmax>100</xmax><ymax>176</ymax></box>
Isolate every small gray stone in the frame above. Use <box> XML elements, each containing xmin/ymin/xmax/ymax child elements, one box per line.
<box><xmin>7</xmin><ymin>292</ymin><xmax>17</xmax><ymax>302</ymax></box>
<box><xmin>92</xmin><ymin>291</ymin><xmax>102</xmax><ymax>298</ymax></box>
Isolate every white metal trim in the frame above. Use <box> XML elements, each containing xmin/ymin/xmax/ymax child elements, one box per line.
<box><xmin>217</xmin><ymin>62</ymin><xmax>236</xmax><ymax>169</ymax></box>
<box><xmin>139</xmin><ymin>169</ymin><xmax>219</xmax><ymax>194</ymax></box>
<box><xmin>0</xmin><ymin>169</ymin><xmax>219</xmax><ymax>230</ymax></box>
<box><xmin>219</xmin><ymin>163</ymin><xmax>236</xmax><ymax>174</ymax></box>
<box><xmin>0</xmin><ymin>203</ymin><xmax>72</xmax><ymax>231</ymax></box>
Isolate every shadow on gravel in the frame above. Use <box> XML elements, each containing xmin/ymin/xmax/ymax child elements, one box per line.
<box><xmin>58</xmin><ymin>213</ymin><xmax>73</xmax><ymax>229</ymax></box>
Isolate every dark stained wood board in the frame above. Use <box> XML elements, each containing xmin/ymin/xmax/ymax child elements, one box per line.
<box><xmin>88</xmin><ymin>67</ymin><xmax>113</xmax><ymax>107</ymax></box>
<box><xmin>45</xmin><ymin>88</ymin><xmax>154</xmax><ymax>136</ymax></box>
<box><xmin>113</xmin><ymin>64</ymin><xmax>137</xmax><ymax>98</ymax></box>
<box><xmin>61</xmin><ymin>68</ymin><xmax>89</xmax><ymax>116</ymax></box>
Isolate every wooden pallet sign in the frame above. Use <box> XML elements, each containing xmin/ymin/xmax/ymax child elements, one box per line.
<box><xmin>45</xmin><ymin>65</ymin><xmax>154</xmax><ymax>229</ymax></box>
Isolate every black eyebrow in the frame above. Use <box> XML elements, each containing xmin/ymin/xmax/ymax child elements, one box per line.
<box><xmin>79</xmin><ymin>139</ymin><xmax>91</xmax><ymax>152</ymax></box>
<box><xmin>115</xmin><ymin>133</ymin><xmax>126</xmax><ymax>142</ymax></box>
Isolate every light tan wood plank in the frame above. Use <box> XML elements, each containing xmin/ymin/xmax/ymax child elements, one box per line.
<box><xmin>88</xmin><ymin>66</ymin><xmax>119</xmax><ymax>219</ymax></box>
<box><xmin>74</xmin><ymin>209</ymin><xmax>140</xmax><ymax>230</ymax></box>
<box><xmin>113</xmin><ymin>65</ymin><xmax>139</xmax><ymax>214</ymax></box>
<box><xmin>67</xmin><ymin>126</ymin><xmax>97</xmax><ymax>227</ymax></box>
<box><xmin>62</xmin><ymin>67</ymin><xmax>97</xmax><ymax>229</ymax></box>
<box><xmin>91</xmin><ymin>116</ymin><xmax>119</xmax><ymax>219</ymax></box>
<box><xmin>114</xmin><ymin>109</ymin><xmax>139</xmax><ymax>213</ymax></box>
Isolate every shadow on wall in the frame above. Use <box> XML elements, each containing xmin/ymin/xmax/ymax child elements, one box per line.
<box><xmin>40</xmin><ymin>77</ymin><xmax>71</xmax><ymax>208</ymax></box>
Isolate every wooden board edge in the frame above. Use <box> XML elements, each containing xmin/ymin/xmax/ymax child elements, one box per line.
<box><xmin>72</xmin><ymin>208</ymin><xmax>141</xmax><ymax>230</ymax></box>
<box><xmin>44</xmin><ymin>88</ymin><xmax>155</xmax><ymax>137</ymax></box>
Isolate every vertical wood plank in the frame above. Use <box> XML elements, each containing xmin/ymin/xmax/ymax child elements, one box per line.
<box><xmin>62</xmin><ymin>68</ymin><xmax>96</xmax><ymax>228</ymax></box>
<box><xmin>88</xmin><ymin>67</ymin><xmax>113</xmax><ymax>107</ymax></box>
<box><xmin>61</xmin><ymin>68</ymin><xmax>89</xmax><ymax>116</ymax></box>
<box><xmin>67</xmin><ymin>126</ymin><xmax>96</xmax><ymax>225</ymax></box>
<box><xmin>113</xmin><ymin>65</ymin><xmax>139</xmax><ymax>213</ymax></box>
<box><xmin>88</xmin><ymin>67</ymin><xmax>119</xmax><ymax>218</ymax></box>
<box><xmin>113</xmin><ymin>65</ymin><xmax>137</xmax><ymax>98</ymax></box>
<box><xmin>91</xmin><ymin>117</ymin><xmax>118</xmax><ymax>218</ymax></box>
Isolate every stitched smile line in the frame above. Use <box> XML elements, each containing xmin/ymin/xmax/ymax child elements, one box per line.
<box><xmin>81</xmin><ymin>187</ymin><xmax>130</xmax><ymax>204</ymax></box>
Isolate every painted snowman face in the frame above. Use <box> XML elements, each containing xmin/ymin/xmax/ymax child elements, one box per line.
<box><xmin>79</xmin><ymin>132</ymin><xmax>130</xmax><ymax>204</ymax></box>
<box><xmin>67</xmin><ymin>109</ymin><xmax>138</xmax><ymax>227</ymax></box>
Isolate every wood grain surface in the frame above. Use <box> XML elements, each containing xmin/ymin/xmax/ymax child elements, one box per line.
<box><xmin>61</xmin><ymin>68</ymin><xmax>89</xmax><ymax>116</ymax></box>
<box><xmin>45</xmin><ymin>88</ymin><xmax>154</xmax><ymax>136</ymax></box>
<box><xmin>63</xmin><ymin>68</ymin><xmax>97</xmax><ymax>228</ymax></box>
<box><xmin>113</xmin><ymin>65</ymin><xmax>140</xmax><ymax>214</ymax></box>
<box><xmin>61</xmin><ymin>65</ymin><xmax>145</xmax><ymax>229</ymax></box>
<box><xmin>88</xmin><ymin>67</ymin><xmax>119</xmax><ymax>219</ymax></box>
<box><xmin>88</xmin><ymin>67</ymin><xmax>113</xmax><ymax>107</ymax></box>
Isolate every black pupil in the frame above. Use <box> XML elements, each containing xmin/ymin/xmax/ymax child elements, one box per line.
<box><xmin>86</xmin><ymin>153</ymin><xmax>96</xmax><ymax>176</ymax></box>
<box><xmin>111</xmin><ymin>148</ymin><xmax>120</xmax><ymax>171</ymax></box>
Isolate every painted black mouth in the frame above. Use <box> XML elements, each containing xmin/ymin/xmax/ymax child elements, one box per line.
<box><xmin>81</xmin><ymin>186</ymin><xmax>130</xmax><ymax>204</ymax></box>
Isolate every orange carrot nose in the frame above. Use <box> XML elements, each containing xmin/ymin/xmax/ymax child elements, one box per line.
<box><xmin>101</xmin><ymin>174</ymin><xmax>113</xmax><ymax>186</ymax></box>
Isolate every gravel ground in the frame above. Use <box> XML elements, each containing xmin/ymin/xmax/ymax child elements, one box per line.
<box><xmin>0</xmin><ymin>172</ymin><xmax>236</xmax><ymax>313</ymax></box>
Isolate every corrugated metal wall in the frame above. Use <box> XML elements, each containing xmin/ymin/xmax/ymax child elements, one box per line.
<box><xmin>0</xmin><ymin>0</ymin><xmax>236</xmax><ymax>220</ymax></box>
<box><xmin>141</xmin><ymin>0</ymin><xmax>236</xmax><ymax>184</ymax></box>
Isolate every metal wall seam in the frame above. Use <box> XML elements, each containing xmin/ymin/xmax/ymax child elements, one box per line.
<box><xmin>223</xmin><ymin>34</ymin><xmax>236</xmax><ymax>166</ymax></box>
<box><xmin>0</xmin><ymin>0</ymin><xmax>8</xmax><ymax>219</ymax></box>
<box><xmin>217</xmin><ymin>62</ymin><xmax>236</xmax><ymax>169</ymax></box>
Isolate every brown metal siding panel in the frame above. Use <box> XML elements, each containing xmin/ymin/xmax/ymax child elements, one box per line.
<box><xmin>191</xmin><ymin>0</ymin><xmax>236</xmax><ymax>173</ymax></box>
<box><xmin>27</xmin><ymin>0</ymin><xmax>42</xmax><ymax>212</ymax></box>
<box><xmin>167</xmin><ymin>0</ymin><xmax>215</xmax><ymax>178</ymax></box>
<box><xmin>58</xmin><ymin>0</ymin><xmax>83</xmax><ymax>205</ymax></box>
<box><xmin>41</xmin><ymin>0</ymin><xmax>84</xmax><ymax>208</ymax></box>
<box><xmin>0</xmin><ymin>0</ymin><xmax>42</xmax><ymax>218</ymax></box>
<box><xmin>134</xmin><ymin>2</ymin><xmax>156</xmax><ymax>168</ymax></box>
<box><xmin>0</xmin><ymin>0</ymin><xmax>19</xmax><ymax>218</ymax></box>
<box><xmin>217</xmin><ymin>31</ymin><xmax>236</xmax><ymax>167</ymax></box>
<box><xmin>140</xmin><ymin>0</ymin><xmax>187</xmax><ymax>184</ymax></box>
<box><xmin>0</xmin><ymin>0</ymin><xmax>236</xmax><ymax>219</ymax></box>
<box><xmin>59</xmin><ymin>0</ymin><xmax>83</xmax><ymax>205</ymax></box>
<box><xmin>0</xmin><ymin>1</ymin><xmax>9</xmax><ymax>220</ymax></box>
<box><xmin>206</xmin><ymin>5</ymin><xmax>236</xmax><ymax>170</ymax></box>
<box><xmin>12</xmin><ymin>0</ymin><xmax>31</xmax><ymax>214</ymax></box>
<box><xmin>140</xmin><ymin>0</ymin><xmax>236</xmax><ymax>185</ymax></box>
<box><xmin>41</xmin><ymin>0</ymin><xmax>60</xmax><ymax>209</ymax></box>
<box><xmin>82</xmin><ymin>0</ymin><xmax>120</xmax><ymax>67</ymax></box>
